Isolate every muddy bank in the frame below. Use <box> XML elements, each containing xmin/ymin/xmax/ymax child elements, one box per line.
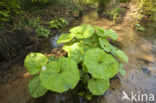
<box><xmin>0</xmin><ymin>5</ymin><xmax>87</xmax><ymax>70</ymax></box>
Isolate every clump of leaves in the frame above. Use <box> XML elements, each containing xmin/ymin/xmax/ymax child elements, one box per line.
<box><xmin>136</xmin><ymin>24</ymin><xmax>145</xmax><ymax>31</ymax></box>
<box><xmin>24</xmin><ymin>53</ymin><xmax>80</xmax><ymax>97</ymax></box>
<box><xmin>36</xmin><ymin>25</ymin><xmax>50</xmax><ymax>38</ymax></box>
<box><xmin>24</xmin><ymin>25</ymin><xmax>128</xmax><ymax>99</ymax></box>
<box><xmin>49</xmin><ymin>18</ymin><xmax>69</xmax><ymax>29</ymax></box>
<box><xmin>139</xmin><ymin>0</ymin><xmax>155</xmax><ymax>16</ymax></box>
<box><xmin>106</xmin><ymin>7</ymin><xmax>126</xmax><ymax>22</ymax></box>
<box><xmin>26</xmin><ymin>17</ymin><xmax>50</xmax><ymax>38</ymax></box>
<box><xmin>0</xmin><ymin>0</ymin><xmax>21</xmax><ymax>22</ymax></box>
<box><xmin>57</xmin><ymin>25</ymin><xmax>128</xmax><ymax>97</ymax></box>
<box><xmin>27</xmin><ymin>17</ymin><xmax>41</xmax><ymax>28</ymax></box>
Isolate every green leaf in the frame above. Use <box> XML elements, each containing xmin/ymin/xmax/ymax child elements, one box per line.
<box><xmin>88</xmin><ymin>78</ymin><xmax>110</xmax><ymax>95</ymax></box>
<box><xmin>57</xmin><ymin>33</ymin><xmax>75</xmax><ymax>44</ymax></box>
<box><xmin>98</xmin><ymin>37</ymin><xmax>115</xmax><ymax>52</ymax></box>
<box><xmin>28</xmin><ymin>75</ymin><xmax>47</xmax><ymax>98</ymax></box>
<box><xmin>63</xmin><ymin>42</ymin><xmax>85</xmax><ymax>63</ymax></box>
<box><xmin>96</xmin><ymin>27</ymin><xmax>118</xmax><ymax>40</ymax></box>
<box><xmin>48</xmin><ymin>56</ymin><xmax>56</xmax><ymax>62</ymax></box>
<box><xmin>24</xmin><ymin>53</ymin><xmax>48</xmax><ymax>74</ymax></box>
<box><xmin>82</xmin><ymin>34</ymin><xmax>100</xmax><ymax>48</ymax></box>
<box><xmin>95</xmin><ymin>26</ymin><xmax>106</xmax><ymax>36</ymax></box>
<box><xmin>40</xmin><ymin>57</ymin><xmax>80</xmax><ymax>93</ymax></box>
<box><xmin>119</xmin><ymin>64</ymin><xmax>126</xmax><ymax>76</ymax></box>
<box><xmin>112</xmin><ymin>49</ymin><xmax>128</xmax><ymax>63</ymax></box>
<box><xmin>85</xmin><ymin>94</ymin><xmax>93</xmax><ymax>100</ymax></box>
<box><xmin>84</xmin><ymin>48</ymin><xmax>119</xmax><ymax>79</ymax></box>
<box><xmin>105</xmin><ymin>29</ymin><xmax>118</xmax><ymax>40</ymax></box>
<box><xmin>70</xmin><ymin>25</ymin><xmax>94</xmax><ymax>39</ymax></box>
<box><xmin>98</xmin><ymin>37</ymin><xmax>128</xmax><ymax>63</ymax></box>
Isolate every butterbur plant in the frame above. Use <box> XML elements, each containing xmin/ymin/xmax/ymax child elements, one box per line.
<box><xmin>24</xmin><ymin>25</ymin><xmax>128</xmax><ymax>99</ymax></box>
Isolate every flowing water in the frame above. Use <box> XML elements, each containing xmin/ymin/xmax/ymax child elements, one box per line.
<box><xmin>78</xmin><ymin>10</ymin><xmax>156</xmax><ymax>103</ymax></box>
<box><xmin>0</xmin><ymin>10</ymin><xmax>156</xmax><ymax>103</ymax></box>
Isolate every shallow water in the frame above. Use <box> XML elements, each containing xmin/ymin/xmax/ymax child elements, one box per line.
<box><xmin>78</xmin><ymin>10</ymin><xmax>156</xmax><ymax>103</ymax></box>
<box><xmin>0</xmin><ymin>10</ymin><xmax>156</xmax><ymax>103</ymax></box>
<box><xmin>44</xmin><ymin>10</ymin><xmax>156</xmax><ymax>103</ymax></box>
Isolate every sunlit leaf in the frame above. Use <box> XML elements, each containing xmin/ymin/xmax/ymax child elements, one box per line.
<box><xmin>119</xmin><ymin>63</ymin><xmax>126</xmax><ymax>76</ymax></box>
<box><xmin>82</xmin><ymin>34</ymin><xmax>100</xmax><ymax>48</ymax></box>
<box><xmin>95</xmin><ymin>26</ymin><xmax>106</xmax><ymax>36</ymax></box>
<box><xmin>40</xmin><ymin>57</ymin><xmax>80</xmax><ymax>93</ymax></box>
<box><xmin>70</xmin><ymin>25</ymin><xmax>94</xmax><ymax>39</ymax></box>
<box><xmin>96</xmin><ymin>27</ymin><xmax>118</xmax><ymax>40</ymax></box>
<box><xmin>84</xmin><ymin>48</ymin><xmax>119</xmax><ymax>79</ymax></box>
<box><xmin>88</xmin><ymin>78</ymin><xmax>110</xmax><ymax>95</ymax></box>
<box><xmin>24</xmin><ymin>53</ymin><xmax>48</xmax><ymax>74</ymax></box>
<box><xmin>63</xmin><ymin>42</ymin><xmax>85</xmax><ymax>63</ymax></box>
<box><xmin>105</xmin><ymin>29</ymin><xmax>118</xmax><ymax>40</ymax></box>
<box><xmin>57</xmin><ymin>33</ymin><xmax>75</xmax><ymax>44</ymax></box>
<box><xmin>98</xmin><ymin>37</ymin><xmax>114</xmax><ymax>52</ymax></box>
<box><xmin>112</xmin><ymin>49</ymin><xmax>128</xmax><ymax>63</ymax></box>
<box><xmin>28</xmin><ymin>75</ymin><xmax>47</xmax><ymax>98</ymax></box>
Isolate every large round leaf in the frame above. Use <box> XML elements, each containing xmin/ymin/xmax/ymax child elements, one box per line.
<box><xmin>84</xmin><ymin>48</ymin><xmax>119</xmax><ymax>79</ymax></box>
<box><xmin>24</xmin><ymin>53</ymin><xmax>48</xmax><ymax>74</ymax></box>
<box><xmin>88</xmin><ymin>78</ymin><xmax>110</xmax><ymax>95</ymax></box>
<box><xmin>95</xmin><ymin>26</ymin><xmax>106</xmax><ymax>36</ymax></box>
<box><xmin>63</xmin><ymin>42</ymin><xmax>85</xmax><ymax>63</ymax></box>
<box><xmin>98</xmin><ymin>37</ymin><xmax>128</xmax><ymax>63</ymax></box>
<box><xmin>99</xmin><ymin>37</ymin><xmax>113</xmax><ymax>52</ymax></box>
<box><xmin>82</xmin><ymin>34</ymin><xmax>100</xmax><ymax>48</ymax></box>
<box><xmin>57</xmin><ymin>33</ymin><xmax>75</xmax><ymax>44</ymax></box>
<box><xmin>104</xmin><ymin>29</ymin><xmax>118</xmax><ymax>40</ymax></box>
<box><xmin>96</xmin><ymin>27</ymin><xmax>118</xmax><ymax>40</ymax></box>
<box><xmin>28</xmin><ymin>75</ymin><xmax>47</xmax><ymax>98</ymax></box>
<box><xmin>40</xmin><ymin>57</ymin><xmax>80</xmax><ymax>93</ymax></box>
<box><xmin>112</xmin><ymin>49</ymin><xmax>128</xmax><ymax>63</ymax></box>
<box><xmin>70</xmin><ymin>25</ymin><xmax>94</xmax><ymax>39</ymax></box>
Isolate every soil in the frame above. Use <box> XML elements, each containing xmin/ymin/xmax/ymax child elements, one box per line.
<box><xmin>0</xmin><ymin>5</ymin><xmax>83</xmax><ymax>69</ymax></box>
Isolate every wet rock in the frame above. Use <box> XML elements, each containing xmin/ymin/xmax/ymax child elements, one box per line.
<box><xmin>50</xmin><ymin>35</ymin><xmax>62</xmax><ymax>49</ymax></box>
<box><xmin>141</xmin><ymin>66</ymin><xmax>151</xmax><ymax>76</ymax></box>
<box><xmin>137</xmin><ymin>58</ymin><xmax>151</xmax><ymax>64</ymax></box>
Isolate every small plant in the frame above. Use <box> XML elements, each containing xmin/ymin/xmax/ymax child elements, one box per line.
<box><xmin>25</xmin><ymin>17</ymin><xmax>50</xmax><ymax>38</ymax></box>
<box><xmin>49</xmin><ymin>18</ymin><xmax>69</xmax><ymax>29</ymax></box>
<box><xmin>0</xmin><ymin>0</ymin><xmax>21</xmax><ymax>22</ymax></box>
<box><xmin>139</xmin><ymin>0</ymin><xmax>155</xmax><ymax>15</ymax></box>
<box><xmin>136</xmin><ymin>24</ymin><xmax>145</xmax><ymax>31</ymax></box>
<box><xmin>24</xmin><ymin>25</ymin><xmax>128</xmax><ymax>99</ymax></box>
<box><xmin>27</xmin><ymin>17</ymin><xmax>41</xmax><ymax>28</ymax></box>
<box><xmin>106</xmin><ymin>7</ymin><xmax>126</xmax><ymax>22</ymax></box>
<box><xmin>36</xmin><ymin>25</ymin><xmax>50</xmax><ymax>38</ymax></box>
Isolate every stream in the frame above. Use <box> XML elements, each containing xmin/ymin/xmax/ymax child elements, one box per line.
<box><xmin>0</xmin><ymin>10</ymin><xmax>156</xmax><ymax>103</ymax></box>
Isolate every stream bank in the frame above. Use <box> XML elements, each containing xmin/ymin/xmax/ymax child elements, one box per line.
<box><xmin>0</xmin><ymin>5</ymin><xmax>156</xmax><ymax>103</ymax></box>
